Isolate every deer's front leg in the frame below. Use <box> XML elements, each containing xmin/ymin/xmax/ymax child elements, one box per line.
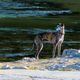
<box><xmin>52</xmin><ymin>40</ymin><xmax>61</xmax><ymax>58</ymax></box>
<box><xmin>57</xmin><ymin>42</ymin><xmax>62</xmax><ymax>57</ymax></box>
<box><xmin>52</xmin><ymin>44</ymin><xmax>57</xmax><ymax>58</ymax></box>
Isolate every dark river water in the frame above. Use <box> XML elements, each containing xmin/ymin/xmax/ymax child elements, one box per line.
<box><xmin>0</xmin><ymin>2</ymin><xmax>80</xmax><ymax>60</ymax></box>
<box><xmin>0</xmin><ymin>27</ymin><xmax>79</xmax><ymax>58</ymax></box>
<box><xmin>0</xmin><ymin>1</ymin><xmax>71</xmax><ymax>17</ymax></box>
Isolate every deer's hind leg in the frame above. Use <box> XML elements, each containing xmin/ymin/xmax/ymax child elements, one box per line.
<box><xmin>36</xmin><ymin>42</ymin><xmax>43</xmax><ymax>59</ymax></box>
<box><xmin>34</xmin><ymin>36</ymin><xmax>43</xmax><ymax>59</ymax></box>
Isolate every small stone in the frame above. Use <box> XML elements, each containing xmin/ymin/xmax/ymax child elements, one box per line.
<box><xmin>1</xmin><ymin>64</ymin><xmax>11</xmax><ymax>69</ymax></box>
<box><xmin>12</xmin><ymin>66</ymin><xmax>27</xmax><ymax>69</ymax></box>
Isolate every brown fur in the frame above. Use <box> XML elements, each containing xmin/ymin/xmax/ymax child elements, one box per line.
<box><xmin>33</xmin><ymin>23</ymin><xmax>65</xmax><ymax>59</ymax></box>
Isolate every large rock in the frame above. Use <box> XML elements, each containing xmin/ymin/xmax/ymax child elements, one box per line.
<box><xmin>62</xmin><ymin>49</ymin><xmax>80</xmax><ymax>57</ymax></box>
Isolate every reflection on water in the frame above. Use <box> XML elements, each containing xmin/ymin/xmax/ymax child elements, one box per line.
<box><xmin>0</xmin><ymin>2</ymin><xmax>72</xmax><ymax>17</ymax></box>
<box><xmin>0</xmin><ymin>10</ymin><xmax>72</xmax><ymax>17</ymax></box>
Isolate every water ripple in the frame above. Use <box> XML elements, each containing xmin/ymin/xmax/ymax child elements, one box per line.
<box><xmin>0</xmin><ymin>27</ymin><xmax>79</xmax><ymax>33</ymax></box>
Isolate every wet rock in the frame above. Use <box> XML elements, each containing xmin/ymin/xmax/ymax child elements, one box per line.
<box><xmin>66</xmin><ymin>62</ymin><xmax>80</xmax><ymax>70</ymax></box>
<box><xmin>47</xmin><ymin>63</ymin><xmax>66</xmax><ymax>70</ymax></box>
<box><xmin>62</xmin><ymin>49</ymin><xmax>80</xmax><ymax>58</ymax></box>
<box><xmin>22</xmin><ymin>57</ymin><xmax>36</xmax><ymax>62</ymax></box>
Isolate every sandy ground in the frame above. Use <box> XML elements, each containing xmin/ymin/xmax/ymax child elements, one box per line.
<box><xmin>0</xmin><ymin>57</ymin><xmax>80</xmax><ymax>71</ymax></box>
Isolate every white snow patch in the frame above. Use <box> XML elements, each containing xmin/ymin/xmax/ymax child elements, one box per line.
<box><xmin>0</xmin><ymin>70</ymin><xmax>80</xmax><ymax>80</ymax></box>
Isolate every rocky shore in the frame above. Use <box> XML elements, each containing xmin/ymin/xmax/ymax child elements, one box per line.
<box><xmin>0</xmin><ymin>49</ymin><xmax>80</xmax><ymax>71</ymax></box>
